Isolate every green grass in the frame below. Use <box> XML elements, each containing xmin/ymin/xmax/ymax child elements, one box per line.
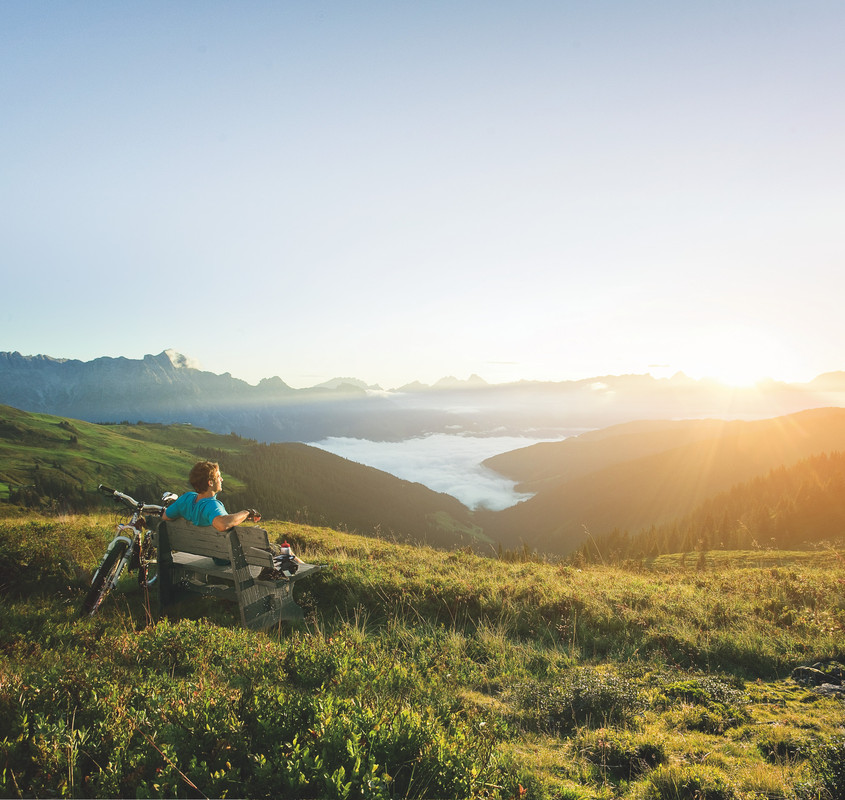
<box><xmin>0</xmin><ymin>511</ymin><xmax>843</xmax><ymax>798</ymax></box>
<box><xmin>427</xmin><ymin>510</ymin><xmax>492</xmax><ymax>545</ymax></box>
<box><xmin>0</xmin><ymin>405</ymin><xmax>249</xmax><ymax>510</ymax></box>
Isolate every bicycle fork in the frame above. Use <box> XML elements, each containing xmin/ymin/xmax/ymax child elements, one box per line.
<box><xmin>91</xmin><ymin>529</ymin><xmax>134</xmax><ymax>588</ymax></box>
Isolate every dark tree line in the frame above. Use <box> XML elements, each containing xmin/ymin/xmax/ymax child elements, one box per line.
<box><xmin>10</xmin><ymin>471</ymin><xmax>164</xmax><ymax>514</ymax></box>
<box><xmin>575</xmin><ymin>451</ymin><xmax>845</xmax><ymax>563</ymax></box>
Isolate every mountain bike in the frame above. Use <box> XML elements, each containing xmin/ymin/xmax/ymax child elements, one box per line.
<box><xmin>81</xmin><ymin>484</ymin><xmax>178</xmax><ymax>616</ymax></box>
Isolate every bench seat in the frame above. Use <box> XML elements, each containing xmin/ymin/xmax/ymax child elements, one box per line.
<box><xmin>157</xmin><ymin>518</ymin><xmax>322</xmax><ymax>630</ymax></box>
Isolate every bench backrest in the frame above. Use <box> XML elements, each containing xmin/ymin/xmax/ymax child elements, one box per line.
<box><xmin>160</xmin><ymin>519</ymin><xmax>275</xmax><ymax>568</ymax></box>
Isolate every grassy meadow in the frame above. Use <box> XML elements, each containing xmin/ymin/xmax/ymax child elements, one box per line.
<box><xmin>0</xmin><ymin>509</ymin><xmax>843</xmax><ymax>799</ymax></box>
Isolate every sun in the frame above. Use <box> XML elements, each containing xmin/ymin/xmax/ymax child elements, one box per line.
<box><xmin>667</xmin><ymin>325</ymin><xmax>802</xmax><ymax>388</ymax></box>
<box><xmin>706</xmin><ymin>364</ymin><xmax>767</xmax><ymax>388</ymax></box>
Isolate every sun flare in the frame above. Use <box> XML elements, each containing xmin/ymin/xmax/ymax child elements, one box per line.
<box><xmin>706</xmin><ymin>366</ymin><xmax>767</xmax><ymax>388</ymax></box>
<box><xmin>664</xmin><ymin>325</ymin><xmax>804</xmax><ymax>389</ymax></box>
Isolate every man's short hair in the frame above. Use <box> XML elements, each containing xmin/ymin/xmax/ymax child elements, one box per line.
<box><xmin>188</xmin><ymin>460</ymin><xmax>219</xmax><ymax>493</ymax></box>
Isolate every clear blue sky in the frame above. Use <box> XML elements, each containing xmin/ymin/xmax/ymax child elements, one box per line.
<box><xmin>3</xmin><ymin>1</ymin><xmax>843</xmax><ymax>388</ymax></box>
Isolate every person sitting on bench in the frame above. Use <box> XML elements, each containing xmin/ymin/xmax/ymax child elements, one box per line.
<box><xmin>163</xmin><ymin>460</ymin><xmax>261</xmax><ymax>565</ymax></box>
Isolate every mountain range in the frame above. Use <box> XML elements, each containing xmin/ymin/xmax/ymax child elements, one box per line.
<box><xmin>4</xmin><ymin>349</ymin><xmax>845</xmax><ymax>442</ymax></box>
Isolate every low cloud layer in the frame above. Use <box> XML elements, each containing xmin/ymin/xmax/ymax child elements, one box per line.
<box><xmin>308</xmin><ymin>433</ymin><xmax>562</xmax><ymax>511</ymax></box>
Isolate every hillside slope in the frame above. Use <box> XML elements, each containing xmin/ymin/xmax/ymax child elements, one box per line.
<box><xmin>579</xmin><ymin>450</ymin><xmax>845</xmax><ymax>561</ymax></box>
<box><xmin>484</xmin><ymin>418</ymin><xmax>732</xmax><ymax>491</ymax></box>
<box><xmin>0</xmin><ymin>405</ymin><xmax>206</xmax><ymax>507</ymax></box>
<box><xmin>0</xmin><ymin>405</ymin><xmax>483</xmax><ymax>549</ymax></box>
<box><xmin>7</xmin><ymin>402</ymin><xmax>845</xmax><ymax>559</ymax></box>
<box><xmin>195</xmin><ymin>442</ymin><xmax>487</xmax><ymax>549</ymax></box>
<box><xmin>1</xmin><ymin>512</ymin><xmax>844</xmax><ymax>799</ymax></box>
<box><xmin>481</xmin><ymin>408</ymin><xmax>845</xmax><ymax>555</ymax></box>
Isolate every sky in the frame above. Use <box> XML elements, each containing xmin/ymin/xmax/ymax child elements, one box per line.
<box><xmin>3</xmin><ymin>1</ymin><xmax>844</xmax><ymax>390</ymax></box>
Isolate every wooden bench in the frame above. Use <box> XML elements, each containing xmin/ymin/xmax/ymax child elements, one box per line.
<box><xmin>155</xmin><ymin>518</ymin><xmax>322</xmax><ymax>630</ymax></box>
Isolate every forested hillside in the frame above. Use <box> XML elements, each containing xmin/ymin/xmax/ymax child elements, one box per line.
<box><xmin>484</xmin><ymin>418</ymin><xmax>731</xmax><ymax>491</ymax></box>
<box><xmin>577</xmin><ymin>450</ymin><xmax>845</xmax><ymax>562</ymax></box>
<box><xmin>481</xmin><ymin>408</ymin><xmax>845</xmax><ymax>556</ymax></box>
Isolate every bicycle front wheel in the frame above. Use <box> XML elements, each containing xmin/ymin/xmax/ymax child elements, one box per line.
<box><xmin>81</xmin><ymin>541</ymin><xmax>128</xmax><ymax>616</ymax></box>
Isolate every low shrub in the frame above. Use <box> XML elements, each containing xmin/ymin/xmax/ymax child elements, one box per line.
<box><xmin>512</xmin><ymin>666</ymin><xmax>641</xmax><ymax>733</ymax></box>
<box><xmin>641</xmin><ymin>763</ymin><xmax>736</xmax><ymax>800</ymax></box>
<box><xmin>677</xmin><ymin>704</ymin><xmax>748</xmax><ymax>735</ymax></box>
<box><xmin>661</xmin><ymin>675</ymin><xmax>746</xmax><ymax>707</ymax></box>
<box><xmin>0</xmin><ymin>519</ymin><xmax>80</xmax><ymax>596</ymax></box>
<box><xmin>0</xmin><ymin>616</ymin><xmax>523</xmax><ymax>799</ymax></box>
<box><xmin>658</xmin><ymin>674</ymin><xmax>749</xmax><ymax>733</ymax></box>
<box><xmin>803</xmin><ymin>735</ymin><xmax>845</xmax><ymax>800</ymax></box>
<box><xmin>283</xmin><ymin>633</ymin><xmax>356</xmax><ymax>690</ymax></box>
<box><xmin>576</xmin><ymin>727</ymin><xmax>666</xmax><ymax>781</ymax></box>
<box><xmin>756</xmin><ymin>725</ymin><xmax>809</xmax><ymax>763</ymax></box>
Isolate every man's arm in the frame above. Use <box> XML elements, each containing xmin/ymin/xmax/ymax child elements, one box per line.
<box><xmin>212</xmin><ymin>508</ymin><xmax>261</xmax><ymax>532</ymax></box>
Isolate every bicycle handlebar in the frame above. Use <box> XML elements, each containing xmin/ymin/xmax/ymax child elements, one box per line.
<box><xmin>97</xmin><ymin>484</ymin><xmax>167</xmax><ymax>514</ymax></box>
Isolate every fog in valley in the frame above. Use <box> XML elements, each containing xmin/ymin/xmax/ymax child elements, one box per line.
<box><xmin>308</xmin><ymin>433</ymin><xmax>567</xmax><ymax>511</ymax></box>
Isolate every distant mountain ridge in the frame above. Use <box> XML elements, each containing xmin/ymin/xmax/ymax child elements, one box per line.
<box><xmin>5</xmin><ymin>349</ymin><xmax>845</xmax><ymax>443</ymax></box>
<box><xmin>0</xmin><ymin>350</ymin><xmax>385</xmax><ymax>441</ymax></box>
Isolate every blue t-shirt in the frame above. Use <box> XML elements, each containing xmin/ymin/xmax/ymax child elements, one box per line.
<box><xmin>164</xmin><ymin>492</ymin><xmax>227</xmax><ymax>527</ymax></box>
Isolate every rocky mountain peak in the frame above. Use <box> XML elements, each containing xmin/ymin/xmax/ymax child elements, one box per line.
<box><xmin>161</xmin><ymin>350</ymin><xmax>201</xmax><ymax>370</ymax></box>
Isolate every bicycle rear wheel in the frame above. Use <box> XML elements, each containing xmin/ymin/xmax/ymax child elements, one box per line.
<box><xmin>81</xmin><ymin>541</ymin><xmax>128</xmax><ymax>616</ymax></box>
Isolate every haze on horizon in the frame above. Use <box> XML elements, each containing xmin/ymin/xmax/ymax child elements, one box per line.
<box><xmin>3</xmin><ymin>2</ymin><xmax>844</xmax><ymax>391</ymax></box>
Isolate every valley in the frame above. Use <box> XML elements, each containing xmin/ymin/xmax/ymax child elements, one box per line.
<box><xmin>2</xmin><ymin>401</ymin><xmax>845</xmax><ymax>562</ymax></box>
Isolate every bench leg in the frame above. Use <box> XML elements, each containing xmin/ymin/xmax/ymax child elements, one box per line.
<box><xmin>155</xmin><ymin>521</ymin><xmax>176</xmax><ymax>608</ymax></box>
